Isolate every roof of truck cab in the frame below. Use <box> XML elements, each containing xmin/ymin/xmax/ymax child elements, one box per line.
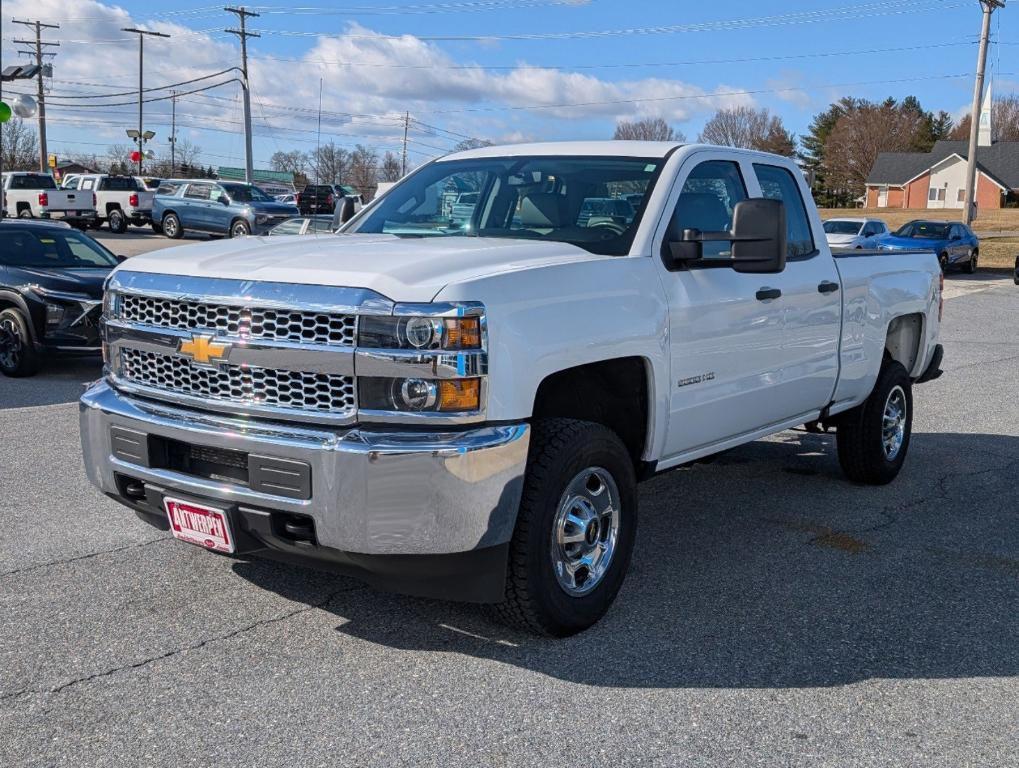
<box><xmin>441</xmin><ymin>141</ymin><xmax>686</xmax><ymax>161</ymax></box>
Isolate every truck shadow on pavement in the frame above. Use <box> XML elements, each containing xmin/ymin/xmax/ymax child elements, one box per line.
<box><xmin>234</xmin><ymin>429</ymin><xmax>1019</xmax><ymax>689</ymax></box>
<box><xmin>0</xmin><ymin>358</ymin><xmax>102</xmax><ymax>410</ymax></box>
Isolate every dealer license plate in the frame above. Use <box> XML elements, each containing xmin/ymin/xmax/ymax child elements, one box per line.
<box><xmin>164</xmin><ymin>497</ymin><xmax>235</xmax><ymax>554</ymax></box>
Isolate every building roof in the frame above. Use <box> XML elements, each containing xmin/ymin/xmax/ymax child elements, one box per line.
<box><xmin>867</xmin><ymin>140</ymin><xmax>1019</xmax><ymax>189</ymax></box>
<box><xmin>215</xmin><ymin>166</ymin><xmax>295</xmax><ymax>184</ymax></box>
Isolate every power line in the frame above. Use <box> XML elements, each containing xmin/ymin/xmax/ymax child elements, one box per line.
<box><xmin>33</xmin><ymin>68</ymin><xmax>241</xmax><ymax>100</ymax></box>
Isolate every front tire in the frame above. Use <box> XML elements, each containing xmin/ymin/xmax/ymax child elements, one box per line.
<box><xmin>939</xmin><ymin>252</ymin><xmax>949</xmax><ymax>272</ymax></box>
<box><xmin>229</xmin><ymin>219</ymin><xmax>251</xmax><ymax>238</ymax></box>
<box><xmin>836</xmin><ymin>361</ymin><xmax>913</xmax><ymax>485</ymax></box>
<box><xmin>0</xmin><ymin>308</ymin><xmax>41</xmax><ymax>378</ymax></box>
<box><xmin>108</xmin><ymin>209</ymin><xmax>127</xmax><ymax>234</ymax></box>
<box><xmin>488</xmin><ymin>419</ymin><xmax>637</xmax><ymax>637</ymax></box>
<box><xmin>162</xmin><ymin>213</ymin><xmax>183</xmax><ymax>239</ymax></box>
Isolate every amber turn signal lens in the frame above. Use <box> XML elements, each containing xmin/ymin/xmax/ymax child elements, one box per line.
<box><xmin>443</xmin><ymin>317</ymin><xmax>481</xmax><ymax>349</ymax></box>
<box><xmin>438</xmin><ymin>379</ymin><xmax>481</xmax><ymax>411</ymax></box>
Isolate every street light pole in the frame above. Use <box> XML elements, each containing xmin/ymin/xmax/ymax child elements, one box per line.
<box><xmin>122</xmin><ymin>28</ymin><xmax>170</xmax><ymax>176</ymax></box>
<box><xmin>963</xmin><ymin>0</ymin><xmax>1005</xmax><ymax>226</ymax></box>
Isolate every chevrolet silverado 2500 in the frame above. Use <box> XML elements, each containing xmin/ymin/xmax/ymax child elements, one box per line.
<box><xmin>3</xmin><ymin>172</ymin><xmax>97</xmax><ymax>227</ymax></box>
<box><xmin>80</xmin><ymin>142</ymin><xmax>944</xmax><ymax>636</ymax></box>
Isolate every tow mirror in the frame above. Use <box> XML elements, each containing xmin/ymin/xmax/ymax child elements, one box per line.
<box><xmin>663</xmin><ymin>198</ymin><xmax>787</xmax><ymax>274</ymax></box>
<box><xmin>331</xmin><ymin>196</ymin><xmax>356</xmax><ymax>230</ymax></box>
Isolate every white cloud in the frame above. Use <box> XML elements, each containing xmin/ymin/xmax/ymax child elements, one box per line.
<box><xmin>3</xmin><ymin>0</ymin><xmax>756</xmax><ymax>155</ymax></box>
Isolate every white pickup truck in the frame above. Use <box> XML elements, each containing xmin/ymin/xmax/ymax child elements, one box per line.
<box><xmin>80</xmin><ymin>142</ymin><xmax>944</xmax><ymax>636</ymax></box>
<box><xmin>2</xmin><ymin>171</ymin><xmax>97</xmax><ymax>227</ymax></box>
<box><xmin>61</xmin><ymin>174</ymin><xmax>154</xmax><ymax>233</ymax></box>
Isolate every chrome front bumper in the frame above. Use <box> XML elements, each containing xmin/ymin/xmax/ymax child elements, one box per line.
<box><xmin>80</xmin><ymin>380</ymin><xmax>529</xmax><ymax>556</ymax></box>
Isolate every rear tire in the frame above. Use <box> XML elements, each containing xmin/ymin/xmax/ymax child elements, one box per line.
<box><xmin>0</xmin><ymin>308</ymin><xmax>41</xmax><ymax>378</ymax></box>
<box><xmin>108</xmin><ymin>209</ymin><xmax>127</xmax><ymax>234</ymax></box>
<box><xmin>836</xmin><ymin>361</ymin><xmax>913</xmax><ymax>485</ymax></box>
<box><xmin>965</xmin><ymin>249</ymin><xmax>978</xmax><ymax>274</ymax></box>
<box><xmin>162</xmin><ymin>213</ymin><xmax>183</xmax><ymax>239</ymax></box>
<box><xmin>487</xmin><ymin>418</ymin><xmax>637</xmax><ymax>637</ymax></box>
<box><xmin>18</xmin><ymin>208</ymin><xmax>32</xmax><ymax>219</ymax></box>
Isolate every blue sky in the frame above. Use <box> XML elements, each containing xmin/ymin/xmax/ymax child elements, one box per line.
<box><xmin>1</xmin><ymin>0</ymin><xmax>1015</xmax><ymax>171</ymax></box>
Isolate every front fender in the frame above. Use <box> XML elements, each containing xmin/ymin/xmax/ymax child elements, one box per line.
<box><xmin>434</xmin><ymin>255</ymin><xmax>671</xmax><ymax>460</ymax></box>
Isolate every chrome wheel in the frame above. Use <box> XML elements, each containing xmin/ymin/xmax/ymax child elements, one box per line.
<box><xmin>163</xmin><ymin>216</ymin><xmax>178</xmax><ymax>237</ymax></box>
<box><xmin>882</xmin><ymin>385</ymin><xmax>908</xmax><ymax>461</ymax></box>
<box><xmin>550</xmin><ymin>466</ymin><xmax>621</xmax><ymax>596</ymax></box>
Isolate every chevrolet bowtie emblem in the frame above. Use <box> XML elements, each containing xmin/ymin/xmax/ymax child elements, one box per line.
<box><xmin>178</xmin><ymin>334</ymin><xmax>231</xmax><ymax>366</ymax></box>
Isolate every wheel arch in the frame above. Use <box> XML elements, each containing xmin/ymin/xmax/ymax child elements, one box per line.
<box><xmin>884</xmin><ymin>312</ymin><xmax>925</xmax><ymax>377</ymax></box>
<box><xmin>531</xmin><ymin>356</ymin><xmax>654</xmax><ymax>472</ymax></box>
<box><xmin>0</xmin><ymin>290</ymin><xmax>40</xmax><ymax>347</ymax></box>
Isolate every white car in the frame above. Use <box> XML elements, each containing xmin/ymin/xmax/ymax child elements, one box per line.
<box><xmin>62</xmin><ymin>174</ymin><xmax>154</xmax><ymax>233</ymax></box>
<box><xmin>2</xmin><ymin>172</ymin><xmax>97</xmax><ymax>227</ymax></box>
<box><xmin>80</xmin><ymin>142</ymin><xmax>944</xmax><ymax>636</ymax></box>
<box><xmin>823</xmin><ymin>217</ymin><xmax>889</xmax><ymax>249</ymax></box>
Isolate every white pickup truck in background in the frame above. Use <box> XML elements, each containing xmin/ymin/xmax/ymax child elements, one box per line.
<box><xmin>2</xmin><ymin>172</ymin><xmax>98</xmax><ymax>227</ymax></box>
<box><xmin>80</xmin><ymin>142</ymin><xmax>944</xmax><ymax>637</ymax></box>
<box><xmin>62</xmin><ymin>174</ymin><xmax>154</xmax><ymax>233</ymax></box>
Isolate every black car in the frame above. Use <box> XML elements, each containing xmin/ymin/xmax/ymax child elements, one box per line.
<box><xmin>0</xmin><ymin>220</ymin><xmax>119</xmax><ymax>377</ymax></box>
<box><xmin>297</xmin><ymin>184</ymin><xmax>340</xmax><ymax>215</ymax></box>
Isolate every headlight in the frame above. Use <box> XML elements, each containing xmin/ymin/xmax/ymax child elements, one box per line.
<box><xmin>359</xmin><ymin>377</ymin><xmax>481</xmax><ymax>413</ymax></box>
<box><xmin>45</xmin><ymin>303</ymin><xmax>65</xmax><ymax>329</ymax></box>
<box><xmin>358</xmin><ymin>316</ymin><xmax>481</xmax><ymax>350</ymax></box>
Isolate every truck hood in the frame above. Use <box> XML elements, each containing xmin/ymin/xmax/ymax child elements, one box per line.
<box><xmin>116</xmin><ymin>233</ymin><xmax>604</xmax><ymax>302</ymax></box>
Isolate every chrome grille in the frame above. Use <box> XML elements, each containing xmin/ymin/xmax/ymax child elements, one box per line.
<box><xmin>119</xmin><ymin>348</ymin><xmax>355</xmax><ymax>414</ymax></box>
<box><xmin>119</xmin><ymin>294</ymin><xmax>356</xmax><ymax>346</ymax></box>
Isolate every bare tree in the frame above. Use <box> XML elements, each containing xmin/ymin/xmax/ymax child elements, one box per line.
<box><xmin>379</xmin><ymin>151</ymin><xmax>402</xmax><ymax>183</ymax></box>
<box><xmin>270</xmin><ymin>149</ymin><xmax>308</xmax><ymax>176</ymax></box>
<box><xmin>105</xmin><ymin>143</ymin><xmax>135</xmax><ymax>175</ymax></box>
<box><xmin>699</xmin><ymin>106</ymin><xmax>795</xmax><ymax>155</ymax></box>
<box><xmin>950</xmin><ymin>93</ymin><xmax>1019</xmax><ymax>142</ymax></box>
<box><xmin>613</xmin><ymin>118</ymin><xmax>685</xmax><ymax>142</ymax></box>
<box><xmin>823</xmin><ymin>99</ymin><xmax>932</xmax><ymax>198</ymax></box>
<box><xmin>310</xmin><ymin>141</ymin><xmax>349</xmax><ymax>185</ymax></box>
<box><xmin>348</xmin><ymin>144</ymin><xmax>379</xmax><ymax>199</ymax></box>
<box><xmin>0</xmin><ymin>117</ymin><xmax>40</xmax><ymax>172</ymax></box>
<box><xmin>173</xmin><ymin>138</ymin><xmax>202</xmax><ymax>170</ymax></box>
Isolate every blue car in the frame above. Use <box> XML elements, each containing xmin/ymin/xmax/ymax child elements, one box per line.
<box><xmin>153</xmin><ymin>180</ymin><xmax>299</xmax><ymax>239</ymax></box>
<box><xmin>874</xmin><ymin>220</ymin><xmax>979</xmax><ymax>273</ymax></box>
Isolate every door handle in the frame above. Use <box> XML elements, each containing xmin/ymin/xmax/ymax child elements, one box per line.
<box><xmin>756</xmin><ymin>287</ymin><xmax>782</xmax><ymax>301</ymax></box>
<box><xmin>818</xmin><ymin>281</ymin><xmax>840</xmax><ymax>294</ymax></box>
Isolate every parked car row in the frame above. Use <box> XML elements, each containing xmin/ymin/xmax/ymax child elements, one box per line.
<box><xmin>824</xmin><ymin>216</ymin><xmax>980</xmax><ymax>272</ymax></box>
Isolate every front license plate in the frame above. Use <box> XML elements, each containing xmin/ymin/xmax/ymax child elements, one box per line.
<box><xmin>164</xmin><ymin>497</ymin><xmax>235</xmax><ymax>553</ymax></box>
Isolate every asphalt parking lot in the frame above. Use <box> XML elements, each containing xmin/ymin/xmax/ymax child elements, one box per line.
<box><xmin>1</xmin><ymin>247</ymin><xmax>1017</xmax><ymax>765</ymax></box>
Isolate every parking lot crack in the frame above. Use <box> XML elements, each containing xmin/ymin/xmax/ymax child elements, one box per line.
<box><xmin>0</xmin><ymin>537</ymin><xmax>169</xmax><ymax>580</ymax></box>
<box><xmin>35</xmin><ymin>584</ymin><xmax>362</xmax><ymax>698</ymax></box>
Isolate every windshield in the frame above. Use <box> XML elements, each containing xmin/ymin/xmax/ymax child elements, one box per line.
<box><xmin>895</xmin><ymin>221</ymin><xmax>951</xmax><ymax>239</ymax></box>
<box><xmin>348</xmin><ymin>155</ymin><xmax>665</xmax><ymax>256</ymax></box>
<box><xmin>0</xmin><ymin>227</ymin><xmax>119</xmax><ymax>268</ymax></box>
<box><xmin>824</xmin><ymin>220</ymin><xmax>863</xmax><ymax>235</ymax></box>
<box><xmin>221</xmin><ymin>183</ymin><xmax>273</xmax><ymax>203</ymax></box>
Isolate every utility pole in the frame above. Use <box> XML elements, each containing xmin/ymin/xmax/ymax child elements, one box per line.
<box><xmin>963</xmin><ymin>0</ymin><xmax>1006</xmax><ymax>226</ymax></box>
<box><xmin>169</xmin><ymin>90</ymin><xmax>177</xmax><ymax>177</ymax></box>
<box><xmin>12</xmin><ymin>19</ymin><xmax>59</xmax><ymax>174</ymax></box>
<box><xmin>402</xmin><ymin>112</ymin><xmax>409</xmax><ymax>176</ymax></box>
<box><xmin>225</xmin><ymin>6</ymin><xmax>259</xmax><ymax>183</ymax></box>
<box><xmin>122</xmin><ymin>28</ymin><xmax>170</xmax><ymax>175</ymax></box>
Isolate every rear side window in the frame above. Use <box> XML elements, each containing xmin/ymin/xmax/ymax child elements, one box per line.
<box><xmin>753</xmin><ymin>164</ymin><xmax>816</xmax><ymax>258</ymax></box>
<box><xmin>99</xmin><ymin>176</ymin><xmax>139</xmax><ymax>191</ymax></box>
<box><xmin>184</xmin><ymin>184</ymin><xmax>211</xmax><ymax>200</ymax></box>
<box><xmin>10</xmin><ymin>174</ymin><xmax>57</xmax><ymax>190</ymax></box>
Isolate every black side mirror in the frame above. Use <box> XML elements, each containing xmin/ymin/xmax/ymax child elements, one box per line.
<box><xmin>332</xmin><ymin>196</ymin><xmax>356</xmax><ymax>230</ymax></box>
<box><xmin>663</xmin><ymin>198</ymin><xmax>787</xmax><ymax>274</ymax></box>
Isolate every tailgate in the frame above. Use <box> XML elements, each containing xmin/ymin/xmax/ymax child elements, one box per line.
<box><xmin>51</xmin><ymin>190</ymin><xmax>90</xmax><ymax>210</ymax></box>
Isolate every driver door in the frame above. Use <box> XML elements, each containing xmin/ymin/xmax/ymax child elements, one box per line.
<box><xmin>657</xmin><ymin>155</ymin><xmax>796</xmax><ymax>458</ymax></box>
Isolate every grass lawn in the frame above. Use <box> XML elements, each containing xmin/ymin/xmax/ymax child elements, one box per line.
<box><xmin>818</xmin><ymin>207</ymin><xmax>1019</xmax><ymax>234</ymax></box>
<box><xmin>818</xmin><ymin>208</ymin><xmax>1019</xmax><ymax>269</ymax></box>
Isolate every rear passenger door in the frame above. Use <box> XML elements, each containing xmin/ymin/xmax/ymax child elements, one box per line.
<box><xmin>180</xmin><ymin>183</ymin><xmax>212</xmax><ymax>230</ymax></box>
<box><xmin>752</xmin><ymin>162</ymin><xmax>842</xmax><ymax>415</ymax></box>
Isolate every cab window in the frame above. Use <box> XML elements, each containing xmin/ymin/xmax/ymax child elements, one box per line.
<box><xmin>671</xmin><ymin>160</ymin><xmax>747</xmax><ymax>261</ymax></box>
